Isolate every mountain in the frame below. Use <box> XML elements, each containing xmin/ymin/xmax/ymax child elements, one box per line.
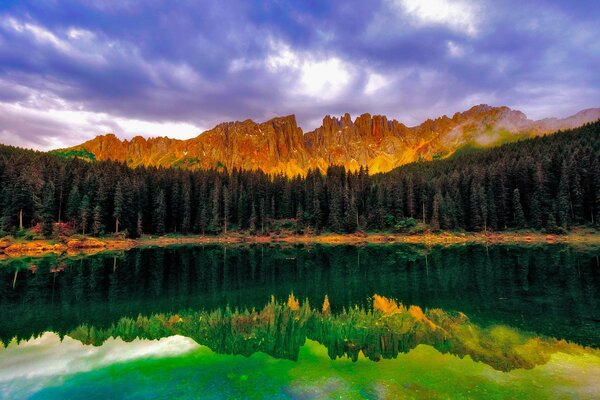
<box><xmin>55</xmin><ymin>105</ymin><xmax>600</xmax><ymax>175</ymax></box>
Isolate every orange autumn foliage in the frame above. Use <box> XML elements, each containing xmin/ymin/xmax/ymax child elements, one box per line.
<box><xmin>287</xmin><ymin>293</ymin><xmax>299</xmax><ymax>311</ymax></box>
<box><xmin>322</xmin><ymin>295</ymin><xmax>331</xmax><ymax>315</ymax></box>
<box><xmin>408</xmin><ymin>305</ymin><xmax>425</xmax><ymax>320</ymax></box>
<box><xmin>373</xmin><ymin>294</ymin><xmax>405</xmax><ymax>315</ymax></box>
<box><xmin>409</xmin><ymin>305</ymin><xmax>438</xmax><ymax>331</ymax></box>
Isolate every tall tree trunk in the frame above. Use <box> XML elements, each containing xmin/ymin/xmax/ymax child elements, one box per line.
<box><xmin>115</xmin><ymin>218</ymin><xmax>120</xmax><ymax>234</ymax></box>
<box><xmin>19</xmin><ymin>209</ymin><xmax>23</xmax><ymax>230</ymax></box>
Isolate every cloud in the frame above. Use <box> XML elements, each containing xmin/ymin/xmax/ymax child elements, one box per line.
<box><xmin>390</xmin><ymin>0</ymin><xmax>479</xmax><ymax>36</ymax></box>
<box><xmin>0</xmin><ymin>333</ymin><xmax>199</xmax><ymax>398</ymax></box>
<box><xmin>446</xmin><ymin>41</ymin><xmax>465</xmax><ymax>58</ymax></box>
<box><xmin>365</xmin><ymin>72</ymin><xmax>390</xmax><ymax>95</ymax></box>
<box><xmin>265</xmin><ymin>40</ymin><xmax>354</xmax><ymax>100</ymax></box>
<box><xmin>0</xmin><ymin>0</ymin><xmax>598</xmax><ymax>149</ymax></box>
<box><xmin>0</xmin><ymin>92</ymin><xmax>204</xmax><ymax>150</ymax></box>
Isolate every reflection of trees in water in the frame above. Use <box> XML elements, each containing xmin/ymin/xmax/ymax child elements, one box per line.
<box><xmin>0</xmin><ymin>244</ymin><xmax>599</xmax><ymax>347</ymax></box>
<box><xmin>58</xmin><ymin>294</ymin><xmax>596</xmax><ymax>372</ymax></box>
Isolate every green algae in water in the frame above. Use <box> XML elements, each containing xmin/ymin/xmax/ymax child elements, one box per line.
<box><xmin>12</xmin><ymin>337</ymin><xmax>600</xmax><ymax>400</ymax></box>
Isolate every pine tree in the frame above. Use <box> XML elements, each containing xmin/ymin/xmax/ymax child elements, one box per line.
<box><xmin>546</xmin><ymin>210</ymin><xmax>559</xmax><ymax>233</ymax></box>
<box><xmin>406</xmin><ymin>177</ymin><xmax>415</xmax><ymax>218</ymax></box>
<box><xmin>469</xmin><ymin>181</ymin><xmax>484</xmax><ymax>230</ymax></box>
<box><xmin>237</xmin><ymin>187</ymin><xmax>248</xmax><ymax>228</ymax></box>
<box><xmin>486</xmin><ymin>185</ymin><xmax>498</xmax><ymax>231</ymax></box>
<box><xmin>66</xmin><ymin>186</ymin><xmax>81</xmax><ymax>224</ymax></box>
<box><xmin>431</xmin><ymin>190</ymin><xmax>442</xmax><ymax>231</ymax></box>
<box><xmin>223</xmin><ymin>186</ymin><xmax>230</xmax><ymax>234</ymax></box>
<box><xmin>344</xmin><ymin>194</ymin><xmax>358</xmax><ymax>232</ymax></box>
<box><xmin>170</xmin><ymin>182</ymin><xmax>181</xmax><ymax>232</ymax></box>
<box><xmin>295</xmin><ymin>203</ymin><xmax>304</xmax><ymax>233</ymax></box>
<box><xmin>210</xmin><ymin>183</ymin><xmax>221</xmax><ymax>233</ymax></box>
<box><xmin>40</xmin><ymin>182</ymin><xmax>55</xmax><ymax>237</ymax></box>
<box><xmin>512</xmin><ymin>189</ymin><xmax>526</xmax><ymax>228</ymax></box>
<box><xmin>312</xmin><ymin>193</ymin><xmax>321</xmax><ymax>232</ymax></box>
<box><xmin>181</xmin><ymin>184</ymin><xmax>191</xmax><ymax>233</ymax></box>
<box><xmin>530</xmin><ymin>163</ymin><xmax>545</xmax><ymax>229</ymax></box>
<box><xmin>249</xmin><ymin>201</ymin><xmax>257</xmax><ymax>233</ymax></box>
<box><xmin>92</xmin><ymin>205</ymin><xmax>104</xmax><ymax>235</ymax></box>
<box><xmin>79</xmin><ymin>195</ymin><xmax>91</xmax><ymax>235</ymax></box>
<box><xmin>530</xmin><ymin>193</ymin><xmax>543</xmax><ymax>229</ymax></box>
<box><xmin>198</xmin><ymin>204</ymin><xmax>208</xmax><ymax>235</ymax></box>
<box><xmin>154</xmin><ymin>189</ymin><xmax>166</xmax><ymax>235</ymax></box>
<box><xmin>136</xmin><ymin>211</ymin><xmax>143</xmax><ymax>237</ymax></box>
<box><xmin>113</xmin><ymin>180</ymin><xmax>124</xmax><ymax>233</ymax></box>
<box><xmin>557</xmin><ymin>161</ymin><xmax>571</xmax><ymax>228</ymax></box>
<box><xmin>328</xmin><ymin>184</ymin><xmax>343</xmax><ymax>232</ymax></box>
<box><xmin>259</xmin><ymin>198</ymin><xmax>266</xmax><ymax>233</ymax></box>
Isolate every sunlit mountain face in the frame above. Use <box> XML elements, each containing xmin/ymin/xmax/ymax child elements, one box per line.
<box><xmin>52</xmin><ymin>105</ymin><xmax>600</xmax><ymax>175</ymax></box>
<box><xmin>1</xmin><ymin>244</ymin><xmax>599</xmax><ymax>398</ymax></box>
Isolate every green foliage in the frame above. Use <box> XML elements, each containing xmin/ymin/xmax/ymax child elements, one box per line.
<box><xmin>450</xmin><ymin>143</ymin><xmax>483</xmax><ymax>159</ymax></box>
<box><xmin>394</xmin><ymin>217</ymin><xmax>417</xmax><ymax>232</ymax></box>
<box><xmin>50</xmin><ymin>148</ymin><xmax>96</xmax><ymax>160</ymax></box>
<box><xmin>172</xmin><ymin>157</ymin><xmax>200</xmax><ymax>168</ymax></box>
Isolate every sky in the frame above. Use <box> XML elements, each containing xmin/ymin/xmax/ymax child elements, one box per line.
<box><xmin>0</xmin><ymin>0</ymin><xmax>599</xmax><ymax>150</ymax></box>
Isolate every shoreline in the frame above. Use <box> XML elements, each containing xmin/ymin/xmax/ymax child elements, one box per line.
<box><xmin>1</xmin><ymin>229</ymin><xmax>599</xmax><ymax>259</ymax></box>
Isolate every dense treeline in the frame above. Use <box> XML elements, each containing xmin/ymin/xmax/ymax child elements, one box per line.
<box><xmin>0</xmin><ymin>121</ymin><xmax>599</xmax><ymax>237</ymax></box>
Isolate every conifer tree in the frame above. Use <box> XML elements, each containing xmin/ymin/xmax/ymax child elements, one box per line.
<box><xmin>295</xmin><ymin>203</ymin><xmax>304</xmax><ymax>233</ymax></box>
<box><xmin>79</xmin><ymin>195</ymin><xmax>91</xmax><ymax>234</ymax></box>
<box><xmin>431</xmin><ymin>190</ymin><xmax>442</xmax><ymax>231</ymax></box>
<box><xmin>512</xmin><ymin>189</ymin><xmax>526</xmax><ymax>228</ymax></box>
<box><xmin>198</xmin><ymin>204</ymin><xmax>208</xmax><ymax>235</ymax></box>
<box><xmin>223</xmin><ymin>186</ymin><xmax>230</xmax><ymax>234</ymax></box>
<box><xmin>113</xmin><ymin>181</ymin><xmax>124</xmax><ymax>234</ymax></box>
<box><xmin>249</xmin><ymin>201</ymin><xmax>257</xmax><ymax>233</ymax></box>
<box><xmin>181</xmin><ymin>184</ymin><xmax>191</xmax><ymax>233</ymax></box>
<box><xmin>154</xmin><ymin>189</ymin><xmax>166</xmax><ymax>235</ymax></box>
<box><xmin>328</xmin><ymin>184</ymin><xmax>343</xmax><ymax>232</ymax></box>
<box><xmin>40</xmin><ymin>182</ymin><xmax>55</xmax><ymax>237</ymax></box>
<box><xmin>344</xmin><ymin>194</ymin><xmax>359</xmax><ymax>232</ymax></box>
<box><xmin>210</xmin><ymin>184</ymin><xmax>221</xmax><ymax>233</ymax></box>
<box><xmin>557</xmin><ymin>162</ymin><xmax>571</xmax><ymax>228</ymax></box>
<box><xmin>66</xmin><ymin>186</ymin><xmax>81</xmax><ymax>224</ymax></box>
<box><xmin>92</xmin><ymin>205</ymin><xmax>104</xmax><ymax>235</ymax></box>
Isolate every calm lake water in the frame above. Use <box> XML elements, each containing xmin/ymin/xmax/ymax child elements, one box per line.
<box><xmin>1</xmin><ymin>244</ymin><xmax>599</xmax><ymax>399</ymax></box>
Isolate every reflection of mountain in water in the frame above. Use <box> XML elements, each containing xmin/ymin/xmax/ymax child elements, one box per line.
<box><xmin>7</xmin><ymin>294</ymin><xmax>595</xmax><ymax>372</ymax></box>
<box><xmin>0</xmin><ymin>244</ymin><xmax>599</xmax><ymax>348</ymax></box>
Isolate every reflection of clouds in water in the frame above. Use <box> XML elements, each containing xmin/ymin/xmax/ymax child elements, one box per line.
<box><xmin>0</xmin><ymin>332</ymin><xmax>199</xmax><ymax>397</ymax></box>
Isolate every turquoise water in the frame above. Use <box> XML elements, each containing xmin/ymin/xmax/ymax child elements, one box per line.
<box><xmin>0</xmin><ymin>244</ymin><xmax>599</xmax><ymax>399</ymax></box>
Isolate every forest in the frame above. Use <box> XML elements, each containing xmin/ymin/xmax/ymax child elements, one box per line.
<box><xmin>0</xmin><ymin>121</ymin><xmax>599</xmax><ymax>238</ymax></box>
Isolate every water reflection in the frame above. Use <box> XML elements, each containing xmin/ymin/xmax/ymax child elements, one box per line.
<box><xmin>1</xmin><ymin>244</ymin><xmax>599</xmax><ymax>350</ymax></box>
<box><xmin>50</xmin><ymin>294</ymin><xmax>597</xmax><ymax>372</ymax></box>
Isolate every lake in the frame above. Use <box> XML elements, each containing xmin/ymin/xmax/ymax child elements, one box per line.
<box><xmin>1</xmin><ymin>244</ymin><xmax>599</xmax><ymax>399</ymax></box>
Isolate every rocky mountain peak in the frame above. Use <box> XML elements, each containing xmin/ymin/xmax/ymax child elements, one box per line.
<box><xmin>57</xmin><ymin>105</ymin><xmax>600</xmax><ymax>175</ymax></box>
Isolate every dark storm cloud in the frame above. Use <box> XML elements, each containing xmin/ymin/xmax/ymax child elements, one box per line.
<box><xmin>0</xmin><ymin>0</ymin><xmax>598</xmax><ymax>149</ymax></box>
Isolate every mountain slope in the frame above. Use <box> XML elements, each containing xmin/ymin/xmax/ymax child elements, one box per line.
<box><xmin>55</xmin><ymin>105</ymin><xmax>600</xmax><ymax>175</ymax></box>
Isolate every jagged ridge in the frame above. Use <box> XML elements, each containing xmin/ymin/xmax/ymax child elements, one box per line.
<box><xmin>56</xmin><ymin>105</ymin><xmax>600</xmax><ymax>175</ymax></box>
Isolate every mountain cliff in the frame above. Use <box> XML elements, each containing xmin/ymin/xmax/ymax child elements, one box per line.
<box><xmin>55</xmin><ymin>105</ymin><xmax>600</xmax><ymax>175</ymax></box>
